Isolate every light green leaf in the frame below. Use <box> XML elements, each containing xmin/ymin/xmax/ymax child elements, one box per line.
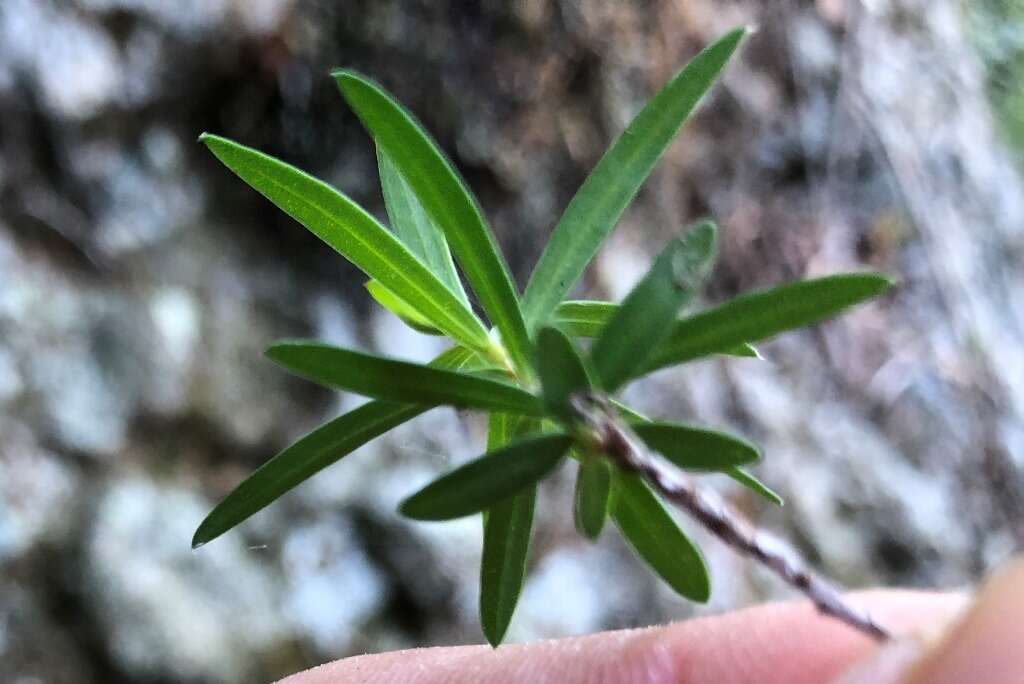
<box><xmin>481</xmin><ymin>414</ymin><xmax>537</xmax><ymax>646</ymax></box>
<box><xmin>200</xmin><ymin>134</ymin><xmax>490</xmax><ymax>352</ymax></box>
<box><xmin>590</xmin><ymin>221</ymin><xmax>718</xmax><ymax>391</ymax></box>
<box><xmin>574</xmin><ymin>453</ymin><xmax>611</xmax><ymax>540</ymax></box>
<box><xmin>535</xmin><ymin>326</ymin><xmax>593</xmax><ymax>424</ymax></box>
<box><xmin>191</xmin><ymin>345</ymin><xmax>476</xmax><ymax>548</ymax></box>
<box><xmin>266</xmin><ymin>341</ymin><xmax>544</xmax><ymax>416</ymax></box>
<box><xmin>399</xmin><ymin>434</ymin><xmax>572</xmax><ymax>520</ymax></box>
<box><xmin>522</xmin><ymin>27</ymin><xmax>746</xmax><ymax>329</ymax></box>
<box><xmin>553</xmin><ymin>300</ymin><xmax>758</xmax><ymax>359</ymax></box>
<box><xmin>632</xmin><ymin>421</ymin><xmax>760</xmax><ymax>471</ymax></box>
<box><xmin>645</xmin><ymin>273</ymin><xmax>894</xmax><ymax>374</ymax></box>
<box><xmin>377</xmin><ymin>146</ymin><xmax>469</xmax><ymax>305</ymax></box>
<box><xmin>612</xmin><ymin>471</ymin><xmax>710</xmax><ymax>601</ymax></box>
<box><xmin>365</xmin><ymin>279</ymin><xmax>443</xmax><ymax>335</ymax></box>
<box><xmin>727</xmin><ymin>466</ymin><xmax>784</xmax><ymax>506</ymax></box>
<box><xmin>335</xmin><ymin>72</ymin><xmax>531</xmax><ymax>374</ymax></box>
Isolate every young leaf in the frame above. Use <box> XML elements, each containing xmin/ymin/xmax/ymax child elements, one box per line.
<box><xmin>590</xmin><ymin>221</ymin><xmax>718</xmax><ymax>391</ymax></box>
<box><xmin>377</xmin><ymin>146</ymin><xmax>469</xmax><ymax>305</ymax></box>
<box><xmin>632</xmin><ymin>421</ymin><xmax>760</xmax><ymax>471</ymax></box>
<box><xmin>481</xmin><ymin>414</ymin><xmax>537</xmax><ymax>646</ymax></box>
<box><xmin>522</xmin><ymin>27</ymin><xmax>746</xmax><ymax>329</ymax></box>
<box><xmin>365</xmin><ymin>279</ymin><xmax>443</xmax><ymax>335</ymax></box>
<box><xmin>191</xmin><ymin>345</ymin><xmax>476</xmax><ymax>548</ymax></box>
<box><xmin>644</xmin><ymin>273</ymin><xmax>894</xmax><ymax>374</ymax></box>
<box><xmin>399</xmin><ymin>434</ymin><xmax>573</xmax><ymax>520</ymax></box>
<box><xmin>574</xmin><ymin>453</ymin><xmax>612</xmax><ymax>539</ymax></box>
<box><xmin>554</xmin><ymin>300</ymin><xmax>758</xmax><ymax>358</ymax></box>
<box><xmin>266</xmin><ymin>341</ymin><xmax>544</xmax><ymax>416</ymax></box>
<box><xmin>727</xmin><ymin>466</ymin><xmax>784</xmax><ymax>506</ymax></box>
<box><xmin>535</xmin><ymin>325</ymin><xmax>593</xmax><ymax>424</ymax></box>
<box><xmin>335</xmin><ymin>72</ymin><xmax>532</xmax><ymax>374</ymax></box>
<box><xmin>612</xmin><ymin>471</ymin><xmax>710</xmax><ymax>601</ymax></box>
<box><xmin>200</xmin><ymin>134</ymin><xmax>490</xmax><ymax>352</ymax></box>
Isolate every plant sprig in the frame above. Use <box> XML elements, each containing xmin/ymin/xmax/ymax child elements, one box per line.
<box><xmin>193</xmin><ymin>27</ymin><xmax>894</xmax><ymax>646</ymax></box>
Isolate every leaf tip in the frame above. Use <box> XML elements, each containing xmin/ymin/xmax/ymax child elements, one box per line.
<box><xmin>191</xmin><ymin>528</ymin><xmax>210</xmax><ymax>550</ymax></box>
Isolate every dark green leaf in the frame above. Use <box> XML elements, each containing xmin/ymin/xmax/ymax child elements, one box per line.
<box><xmin>191</xmin><ymin>345</ymin><xmax>475</xmax><ymax>548</ymax></box>
<box><xmin>727</xmin><ymin>466</ymin><xmax>784</xmax><ymax>506</ymax></box>
<box><xmin>553</xmin><ymin>300</ymin><xmax>759</xmax><ymax>359</ymax></box>
<box><xmin>632</xmin><ymin>421</ymin><xmax>760</xmax><ymax>471</ymax></box>
<box><xmin>574</xmin><ymin>453</ymin><xmax>611</xmax><ymax>539</ymax></box>
<box><xmin>612</xmin><ymin>400</ymin><xmax>781</xmax><ymax>506</ymax></box>
<box><xmin>590</xmin><ymin>221</ymin><xmax>718</xmax><ymax>391</ymax></box>
<box><xmin>535</xmin><ymin>326</ymin><xmax>592</xmax><ymax>424</ymax></box>
<box><xmin>200</xmin><ymin>134</ymin><xmax>489</xmax><ymax>352</ymax></box>
<box><xmin>522</xmin><ymin>27</ymin><xmax>746</xmax><ymax>329</ymax></box>
<box><xmin>399</xmin><ymin>434</ymin><xmax>572</xmax><ymax>520</ymax></box>
<box><xmin>335</xmin><ymin>72</ymin><xmax>531</xmax><ymax>374</ymax></box>
<box><xmin>480</xmin><ymin>414</ymin><xmax>537</xmax><ymax>646</ymax></box>
<box><xmin>645</xmin><ymin>273</ymin><xmax>894</xmax><ymax>374</ymax></box>
<box><xmin>266</xmin><ymin>341</ymin><xmax>544</xmax><ymax>416</ymax></box>
<box><xmin>377</xmin><ymin>146</ymin><xmax>469</xmax><ymax>305</ymax></box>
<box><xmin>365</xmin><ymin>279</ymin><xmax>443</xmax><ymax>335</ymax></box>
<box><xmin>612</xmin><ymin>472</ymin><xmax>710</xmax><ymax>601</ymax></box>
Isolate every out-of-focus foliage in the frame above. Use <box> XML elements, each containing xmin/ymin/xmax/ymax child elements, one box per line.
<box><xmin>966</xmin><ymin>0</ymin><xmax>1024</xmax><ymax>151</ymax></box>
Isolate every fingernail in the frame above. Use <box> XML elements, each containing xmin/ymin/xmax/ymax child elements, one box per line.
<box><xmin>903</xmin><ymin>558</ymin><xmax>1024</xmax><ymax>684</ymax></box>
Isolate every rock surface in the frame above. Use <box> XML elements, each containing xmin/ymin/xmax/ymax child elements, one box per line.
<box><xmin>1</xmin><ymin>1</ymin><xmax>1022</xmax><ymax>681</ymax></box>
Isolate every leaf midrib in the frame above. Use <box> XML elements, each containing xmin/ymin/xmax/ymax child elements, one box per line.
<box><xmin>246</xmin><ymin>160</ymin><xmax>487</xmax><ymax>349</ymax></box>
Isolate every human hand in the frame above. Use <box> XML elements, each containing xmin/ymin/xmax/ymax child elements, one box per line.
<box><xmin>281</xmin><ymin>559</ymin><xmax>1024</xmax><ymax>684</ymax></box>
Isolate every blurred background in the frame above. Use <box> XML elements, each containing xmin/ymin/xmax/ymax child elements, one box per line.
<box><xmin>2</xmin><ymin>0</ymin><xmax>1024</xmax><ymax>681</ymax></box>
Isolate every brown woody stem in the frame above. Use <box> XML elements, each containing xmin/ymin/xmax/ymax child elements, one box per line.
<box><xmin>570</xmin><ymin>393</ymin><xmax>891</xmax><ymax>643</ymax></box>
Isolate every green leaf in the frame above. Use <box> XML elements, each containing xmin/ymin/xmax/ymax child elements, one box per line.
<box><xmin>727</xmin><ymin>466</ymin><xmax>784</xmax><ymax>506</ymax></box>
<box><xmin>200</xmin><ymin>134</ymin><xmax>490</xmax><ymax>352</ymax></box>
<box><xmin>480</xmin><ymin>414</ymin><xmax>537</xmax><ymax>646</ymax></box>
<box><xmin>645</xmin><ymin>273</ymin><xmax>894</xmax><ymax>373</ymax></box>
<box><xmin>522</xmin><ymin>27</ymin><xmax>746</xmax><ymax>329</ymax></box>
<box><xmin>610</xmin><ymin>400</ymin><xmax>782</xmax><ymax>506</ymax></box>
<box><xmin>191</xmin><ymin>345</ymin><xmax>476</xmax><ymax>548</ymax></box>
<box><xmin>377</xmin><ymin>146</ymin><xmax>469</xmax><ymax>305</ymax></box>
<box><xmin>335</xmin><ymin>72</ymin><xmax>531</xmax><ymax>374</ymax></box>
<box><xmin>365</xmin><ymin>279</ymin><xmax>444</xmax><ymax>335</ymax></box>
<box><xmin>574</xmin><ymin>453</ymin><xmax>611</xmax><ymax>539</ymax></box>
<box><xmin>266</xmin><ymin>341</ymin><xmax>544</xmax><ymax>416</ymax></box>
<box><xmin>399</xmin><ymin>434</ymin><xmax>573</xmax><ymax>520</ymax></box>
<box><xmin>553</xmin><ymin>300</ymin><xmax>759</xmax><ymax>359</ymax></box>
<box><xmin>632</xmin><ymin>421</ymin><xmax>760</xmax><ymax>471</ymax></box>
<box><xmin>535</xmin><ymin>326</ymin><xmax>593</xmax><ymax>424</ymax></box>
<box><xmin>590</xmin><ymin>221</ymin><xmax>718</xmax><ymax>391</ymax></box>
<box><xmin>612</xmin><ymin>471</ymin><xmax>710</xmax><ymax>601</ymax></box>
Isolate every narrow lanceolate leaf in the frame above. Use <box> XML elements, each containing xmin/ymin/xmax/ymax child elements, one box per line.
<box><xmin>590</xmin><ymin>221</ymin><xmax>718</xmax><ymax>391</ymax></box>
<box><xmin>644</xmin><ymin>273</ymin><xmax>895</xmax><ymax>374</ymax></box>
<box><xmin>266</xmin><ymin>341</ymin><xmax>544</xmax><ymax>416</ymax></box>
<box><xmin>574</xmin><ymin>454</ymin><xmax>612</xmax><ymax>539</ymax></box>
<box><xmin>535</xmin><ymin>326</ymin><xmax>592</xmax><ymax>424</ymax></box>
<box><xmin>632</xmin><ymin>421</ymin><xmax>760</xmax><ymax>471</ymax></box>
<box><xmin>613</xmin><ymin>399</ymin><xmax>783</xmax><ymax>505</ymax></box>
<box><xmin>522</xmin><ymin>27</ymin><xmax>746</xmax><ymax>329</ymax></box>
<box><xmin>399</xmin><ymin>434</ymin><xmax>573</xmax><ymax>521</ymax></box>
<box><xmin>481</xmin><ymin>414</ymin><xmax>537</xmax><ymax>646</ymax></box>
<box><xmin>612</xmin><ymin>472</ymin><xmax>710</xmax><ymax>601</ymax></box>
<box><xmin>200</xmin><ymin>134</ymin><xmax>489</xmax><ymax>352</ymax></box>
<box><xmin>378</xmin><ymin>146</ymin><xmax>469</xmax><ymax>305</ymax></box>
<box><xmin>335</xmin><ymin>72</ymin><xmax>531</xmax><ymax>374</ymax></box>
<box><xmin>191</xmin><ymin>345</ymin><xmax>475</xmax><ymax>548</ymax></box>
<box><xmin>554</xmin><ymin>300</ymin><xmax>758</xmax><ymax>359</ymax></box>
<box><xmin>727</xmin><ymin>466</ymin><xmax>784</xmax><ymax>506</ymax></box>
<box><xmin>365</xmin><ymin>279</ymin><xmax>443</xmax><ymax>335</ymax></box>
